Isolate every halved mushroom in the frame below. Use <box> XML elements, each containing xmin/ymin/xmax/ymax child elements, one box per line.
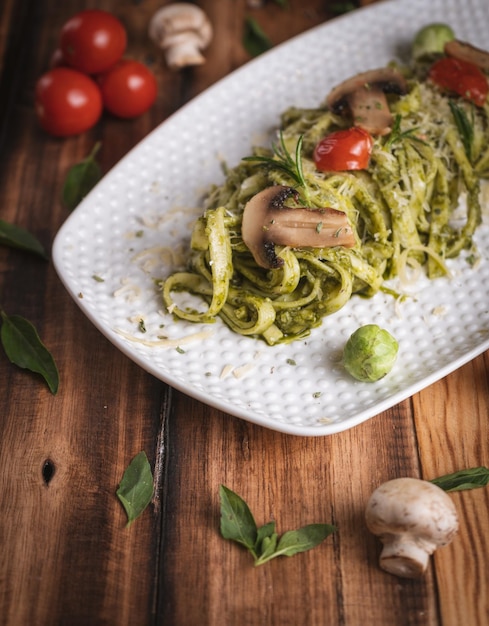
<box><xmin>241</xmin><ymin>185</ymin><xmax>355</xmax><ymax>269</ymax></box>
<box><xmin>326</xmin><ymin>67</ymin><xmax>408</xmax><ymax>136</ymax></box>
<box><xmin>444</xmin><ymin>39</ymin><xmax>489</xmax><ymax>72</ymax></box>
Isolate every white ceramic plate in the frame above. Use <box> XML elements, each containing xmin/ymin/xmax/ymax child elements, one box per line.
<box><xmin>53</xmin><ymin>0</ymin><xmax>489</xmax><ymax>436</ymax></box>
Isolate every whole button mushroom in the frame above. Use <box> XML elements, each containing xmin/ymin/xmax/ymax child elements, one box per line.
<box><xmin>365</xmin><ymin>477</ymin><xmax>459</xmax><ymax>578</ymax></box>
<box><xmin>148</xmin><ymin>3</ymin><xmax>213</xmax><ymax>70</ymax></box>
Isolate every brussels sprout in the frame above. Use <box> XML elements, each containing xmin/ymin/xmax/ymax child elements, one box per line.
<box><xmin>342</xmin><ymin>324</ymin><xmax>398</xmax><ymax>382</ymax></box>
<box><xmin>412</xmin><ymin>23</ymin><xmax>455</xmax><ymax>60</ymax></box>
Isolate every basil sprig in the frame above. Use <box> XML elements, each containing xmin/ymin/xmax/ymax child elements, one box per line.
<box><xmin>62</xmin><ymin>142</ymin><xmax>102</xmax><ymax>211</ymax></box>
<box><xmin>220</xmin><ymin>485</ymin><xmax>336</xmax><ymax>566</ymax></box>
<box><xmin>117</xmin><ymin>451</ymin><xmax>154</xmax><ymax>526</ymax></box>
<box><xmin>0</xmin><ymin>311</ymin><xmax>59</xmax><ymax>394</ymax></box>
<box><xmin>431</xmin><ymin>466</ymin><xmax>489</xmax><ymax>492</ymax></box>
<box><xmin>0</xmin><ymin>219</ymin><xmax>48</xmax><ymax>259</ymax></box>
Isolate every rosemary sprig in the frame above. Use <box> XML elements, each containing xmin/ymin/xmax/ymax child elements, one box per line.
<box><xmin>384</xmin><ymin>114</ymin><xmax>426</xmax><ymax>149</ymax></box>
<box><xmin>449</xmin><ymin>101</ymin><xmax>474</xmax><ymax>161</ymax></box>
<box><xmin>243</xmin><ymin>133</ymin><xmax>310</xmax><ymax>203</ymax></box>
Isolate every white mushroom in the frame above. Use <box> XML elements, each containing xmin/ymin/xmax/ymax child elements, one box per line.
<box><xmin>148</xmin><ymin>3</ymin><xmax>213</xmax><ymax>70</ymax></box>
<box><xmin>365</xmin><ymin>477</ymin><xmax>459</xmax><ymax>578</ymax></box>
<box><xmin>326</xmin><ymin>67</ymin><xmax>408</xmax><ymax>136</ymax></box>
<box><xmin>241</xmin><ymin>185</ymin><xmax>355</xmax><ymax>269</ymax></box>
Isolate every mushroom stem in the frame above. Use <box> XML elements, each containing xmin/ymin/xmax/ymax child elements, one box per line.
<box><xmin>241</xmin><ymin>185</ymin><xmax>355</xmax><ymax>269</ymax></box>
<box><xmin>378</xmin><ymin>536</ymin><xmax>431</xmax><ymax>578</ymax></box>
<box><xmin>345</xmin><ymin>86</ymin><xmax>392</xmax><ymax>136</ymax></box>
<box><xmin>264</xmin><ymin>206</ymin><xmax>353</xmax><ymax>245</ymax></box>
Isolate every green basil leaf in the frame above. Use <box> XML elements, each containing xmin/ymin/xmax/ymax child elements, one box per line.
<box><xmin>0</xmin><ymin>219</ymin><xmax>48</xmax><ymax>259</ymax></box>
<box><xmin>116</xmin><ymin>451</ymin><xmax>154</xmax><ymax>526</ymax></box>
<box><xmin>243</xmin><ymin>17</ymin><xmax>272</xmax><ymax>58</ymax></box>
<box><xmin>0</xmin><ymin>312</ymin><xmax>59</xmax><ymax>394</ymax></box>
<box><xmin>62</xmin><ymin>142</ymin><xmax>102</xmax><ymax>211</ymax></box>
<box><xmin>219</xmin><ymin>485</ymin><xmax>258</xmax><ymax>554</ymax></box>
<box><xmin>255</xmin><ymin>524</ymin><xmax>336</xmax><ymax>565</ymax></box>
<box><xmin>255</xmin><ymin>520</ymin><xmax>275</xmax><ymax>552</ymax></box>
<box><xmin>258</xmin><ymin>532</ymin><xmax>278</xmax><ymax>562</ymax></box>
<box><xmin>431</xmin><ymin>466</ymin><xmax>489</xmax><ymax>492</ymax></box>
<box><xmin>330</xmin><ymin>2</ymin><xmax>357</xmax><ymax>15</ymax></box>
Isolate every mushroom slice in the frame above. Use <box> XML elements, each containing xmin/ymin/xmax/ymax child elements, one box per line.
<box><xmin>444</xmin><ymin>39</ymin><xmax>489</xmax><ymax>72</ymax></box>
<box><xmin>326</xmin><ymin>67</ymin><xmax>408</xmax><ymax>136</ymax></box>
<box><xmin>241</xmin><ymin>185</ymin><xmax>355</xmax><ymax>270</ymax></box>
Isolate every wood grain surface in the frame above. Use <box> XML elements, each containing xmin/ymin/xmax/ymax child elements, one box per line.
<box><xmin>0</xmin><ymin>1</ymin><xmax>488</xmax><ymax>625</ymax></box>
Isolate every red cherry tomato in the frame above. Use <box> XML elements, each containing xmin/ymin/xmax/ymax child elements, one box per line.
<box><xmin>35</xmin><ymin>68</ymin><xmax>103</xmax><ymax>137</ymax></box>
<box><xmin>314</xmin><ymin>127</ymin><xmax>373</xmax><ymax>172</ymax></box>
<box><xmin>429</xmin><ymin>57</ymin><xmax>488</xmax><ymax>107</ymax></box>
<box><xmin>60</xmin><ymin>9</ymin><xmax>127</xmax><ymax>74</ymax></box>
<box><xmin>98</xmin><ymin>60</ymin><xmax>157</xmax><ymax>119</ymax></box>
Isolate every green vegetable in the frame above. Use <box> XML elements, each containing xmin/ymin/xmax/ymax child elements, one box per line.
<box><xmin>62</xmin><ymin>142</ymin><xmax>102</xmax><ymax>211</ymax></box>
<box><xmin>116</xmin><ymin>451</ymin><xmax>154</xmax><ymax>527</ymax></box>
<box><xmin>0</xmin><ymin>311</ymin><xmax>59</xmax><ymax>394</ymax></box>
<box><xmin>0</xmin><ymin>219</ymin><xmax>48</xmax><ymax>259</ymax></box>
<box><xmin>342</xmin><ymin>324</ymin><xmax>398</xmax><ymax>382</ymax></box>
<box><xmin>412</xmin><ymin>23</ymin><xmax>455</xmax><ymax>60</ymax></box>
<box><xmin>219</xmin><ymin>485</ymin><xmax>335</xmax><ymax>566</ymax></box>
<box><xmin>243</xmin><ymin>17</ymin><xmax>272</xmax><ymax>57</ymax></box>
<box><xmin>431</xmin><ymin>466</ymin><xmax>489</xmax><ymax>492</ymax></box>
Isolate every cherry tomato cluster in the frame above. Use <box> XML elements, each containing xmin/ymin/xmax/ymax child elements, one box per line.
<box><xmin>35</xmin><ymin>9</ymin><xmax>157</xmax><ymax>137</ymax></box>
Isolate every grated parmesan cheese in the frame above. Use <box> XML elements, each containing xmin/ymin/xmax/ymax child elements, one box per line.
<box><xmin>113</xmin><ymin>278</ymin><xmax>142</xmax><ymax>301</ymax></box>
<box><xmin>114</xmin><ymin>327</ymin><xmax>214</xmax><ymax>348</ymax></box>
<box><xmin>232</xmin><ymin>363</ymin><xmax>256</xmax><ymax>379</ymax></box>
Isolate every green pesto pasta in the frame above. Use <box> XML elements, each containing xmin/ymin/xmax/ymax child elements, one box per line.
<box><xmin>162</xmin><ymin>59</ymin><xmax>488</xmax><ymax>345</ymax></box>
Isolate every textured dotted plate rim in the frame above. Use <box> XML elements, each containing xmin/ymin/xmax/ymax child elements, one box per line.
<box><xmin>53</xmin><ymin>0</ymin><xmax>489</xmax><ymax>436</ymax></box>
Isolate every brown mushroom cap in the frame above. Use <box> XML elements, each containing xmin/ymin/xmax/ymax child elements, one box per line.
<box><xmin>241</xmin><ymin>185</ymin><xmax>355</xmax><ymax>269</ymax></box>
<box><xmin>444</xmin><ymin>39</ymin><xmax>489</xmax><ymax>71</ymax></box>
<box><xmin>326</xmin><ymin>67</ymin><xmax>408</xmax><ymax>136</ymax></box>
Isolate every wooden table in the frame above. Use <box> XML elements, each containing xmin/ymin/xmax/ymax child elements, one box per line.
<box><xmin>1</xmin><ymin>1</ymin><xmax>488</xmax><ymax>624</ymax></box>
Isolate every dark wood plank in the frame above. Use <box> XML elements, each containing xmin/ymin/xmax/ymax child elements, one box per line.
<box><xmin>413</xmin><ymin>353</ymin><xmax>489</xmax><ymax>626</ymax></box>
<box><xmin>0</xmin><ymin>1</ymin><xmax>171</xmax><ymax>624</ymax></box>
<box><xmin>158</xmin><ymin>394</ymin><xmax>439</xmax><ymax>626</ymax></box>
